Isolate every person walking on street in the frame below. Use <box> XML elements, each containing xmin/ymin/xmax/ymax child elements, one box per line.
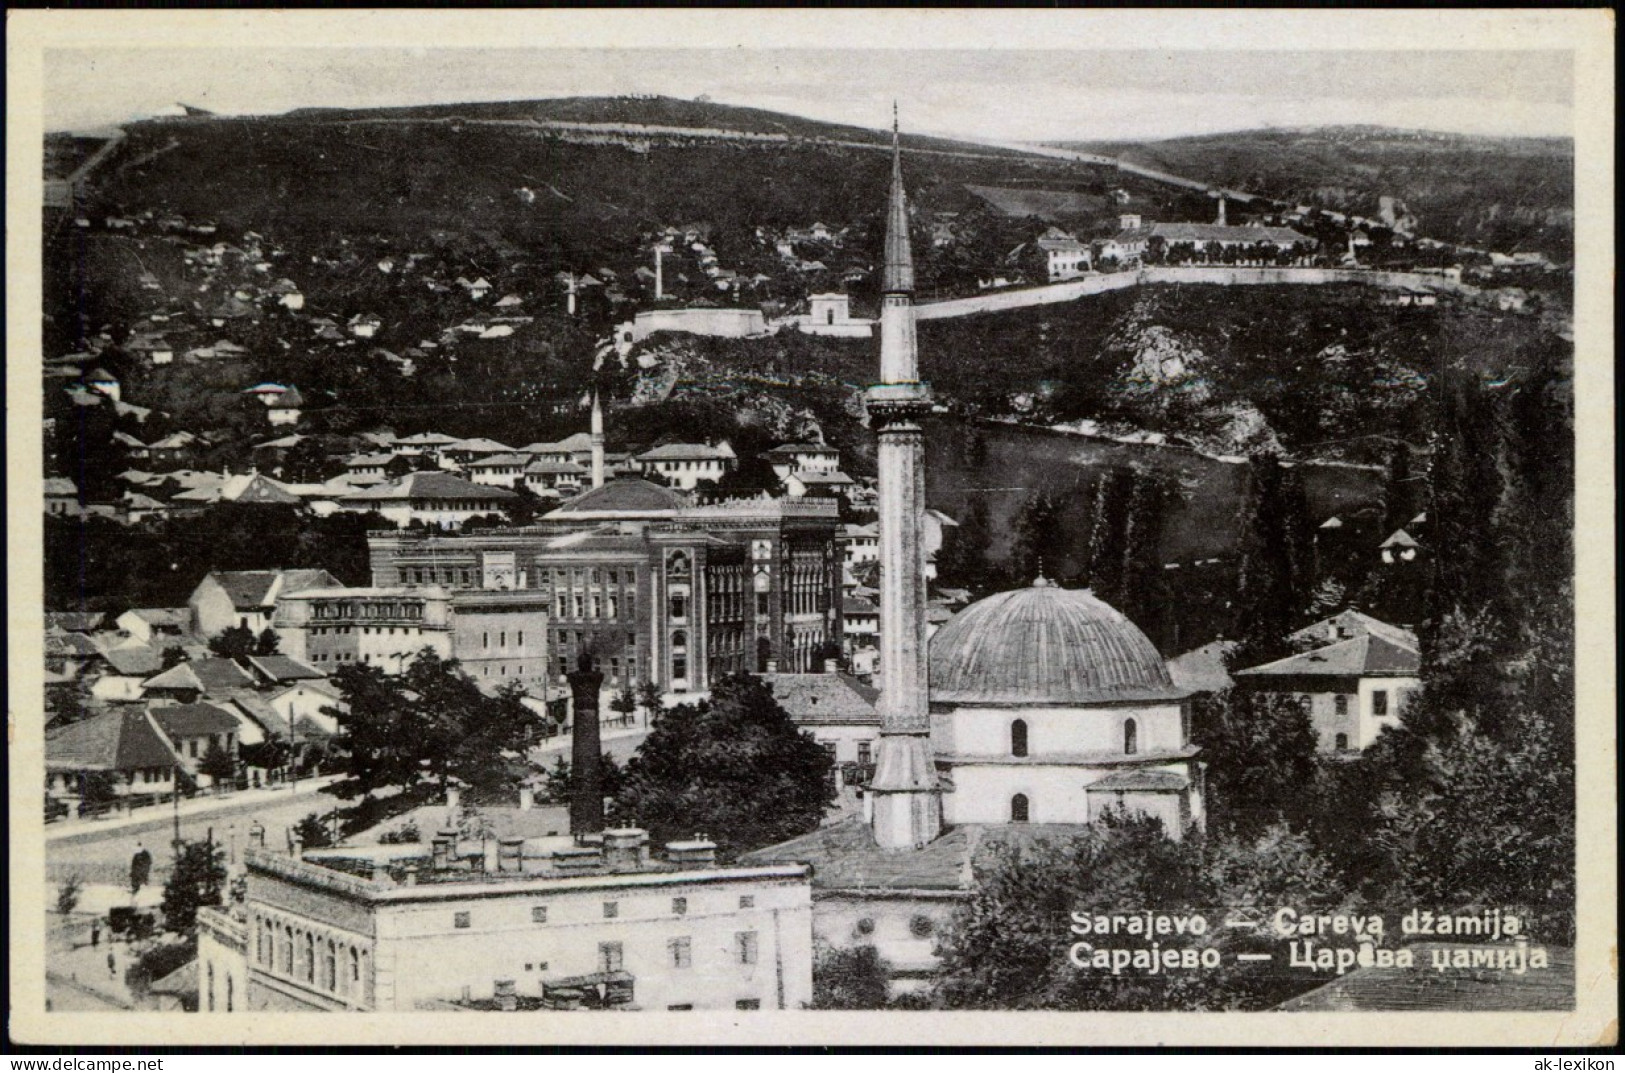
<box><xmin>107</xmin><ymin>950</ymin><xmax>116</xmax><ymax>978</ymax></box>
<box><xmin>91</xmin><ymin>920</ymin><xmax>100</xmax><ymax>949</ymax></box>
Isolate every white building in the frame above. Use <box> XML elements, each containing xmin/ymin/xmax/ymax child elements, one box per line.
<box><xmin>636</xmin><ymin>443</ymin><xmax>737</xmax><ymax>490</ymax></box>
<box><xmin>337</xmin><ymin>471</ymin><xmax>518</xmax><ymax>530</ymax></box>
<box><xmin>217</xmin><ymin>830</ymin><xmax>812</xmax><ymax>1012</ymax></box>
<box><xmin>1235</xmin><ymin>626</ymin><xmax>1421</xmax><ymax>754</ymax></box>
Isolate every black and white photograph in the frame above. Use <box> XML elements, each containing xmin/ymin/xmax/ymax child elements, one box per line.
<box><xmin>8</xmin><ymin>8</ymin><xmax>1614</xmax><ymax>1049</ymax></box>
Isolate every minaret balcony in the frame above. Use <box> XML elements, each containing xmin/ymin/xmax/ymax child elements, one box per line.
<box><xmin>864</xmin><ymin>381</ymin><xmax>933</xmax><ymax>414</ymax></box>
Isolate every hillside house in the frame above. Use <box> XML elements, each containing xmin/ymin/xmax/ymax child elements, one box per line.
<box><xmin>189</xmin><ymin>568</ymin><xmax>345</xmax><ymax>638</ymax></box>
<box><xmin>793</xmin><ymin>293</ymin><xmax>873</xmax><ymax>338</ymax></box>
<box><xmin>117</xmin><ymin>608</ymin><xmax>192</xmax><ymax>646</ymax></box>
<box><xmin>270</xmin><ymin>279</ymin><xmax>305</xmax><ymax>310</ymax></box>
<box><xmin>45</xmin><ymin>477</ymin><xmax>80</xmax><ymax>515</ymax></box>
<box><xmin>267</xmin><ymin>386</ymin><xmax>304</xmax><ymax>427</ymax></box>
<box><xmin>757</xmin><ymin>668</ymin><xmax>880</xmax><ymax>774</ymax></box>
<box><xmin>336</xmin><ymin>471</ymin><xmax>517</xmax><ymax>530</ymax></box>
<box><xmin>636</xmin><ymin>443</ymin><xmax>737</xmax><ymax>490</ymax></box>
<box><xmin>841</xmin><ymin>596</ymin><xmax>879</xmax><ymax>666</ymax></box>
<box><xmin>1234</xmin><ymin>627</ymin><xmax>1421</xmax><ymax>754</ymax></box>
<box><xmin>83</xmin><ymin>367</ymin><xmax>121</xmax><ymax>402</ymax></box>
<box><xmin>466</xmin><ymin>453</ymin><xmax>532</xmax><ymax>489</ymax></box>
<box><xmin>348</xmin><ymin>314</ymin><xmax>382</xmax><ymax>339</ymax></box>
<box><xmin>141</xmin><ymin>658</ymin><xmax>259</xmax><ymax>704</ymax></box>
<box><xmin>785</xmin><ymin>470</ymin><xmax>856</xmax><ymax>499</ymax></box>
<box><xmin>128</xmin><ymin>335</ymin><xmax>175</xmax><ymax>365</ymax></box>
<box><xmin>244</xmin><ymin>383</ymin><xmax>290</xmax><ymax>406</ymax></box>
<box><xmin>523</xmin><ymin>459</ymin><xmax>588</xmax><ymax>496</ymax></box>
<box><xmin>764</xmin><ymin>444</ymin><xmax>843</xmax><ymax>481</ymax></box>
<box><xmin>1034</xmin><ymin>227</ymin><xmax>1092</xmax><ymax>281</ymax></box>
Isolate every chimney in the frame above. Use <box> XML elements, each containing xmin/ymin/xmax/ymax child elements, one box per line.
<box><xmin>445</xmin><ymin>783</ymin><xmax>461</xmax><ymax>810</ymax></box>
<box><xmin>494</xmin><ymin>979</ymin><xmax>517</xmax><ymax>1012</ymax></box>
<box><xmin>603</xmin><ymin>828</ymin><xmax>649</xmax><ymax>872</ymax></box>
<box><xmin>402</xmin><ymin>864</ymin><xmax>418</xmax><ymax>886</ymax></box>
<box><xmin>566</xmin><ymin>273</ymin><xmax>577</xmax><ymax>316</ymax></box>
<box><xmin>568</xmin><ymin>654</ymin><xmax>607</xmax><ymax>837</ymax></box>
<box><xmin>518</xmin><ymin>784</ymin><xmax>535</xmax><ymax>811</ymax></box>
<box><xmin>290</xmin><ymin>836</ymin><xmax>304</xmax><ymax>860</ymax></box>
<box><xmin>665</xmin><ymin>838</ymin><xmax>718</xmax><ymax>868</ymax></box>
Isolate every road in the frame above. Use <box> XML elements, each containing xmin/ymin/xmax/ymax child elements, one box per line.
<box><xmin>46</xmin><ymin>781</ymin><xmax>344</xmax><ymax>887</ymax></box>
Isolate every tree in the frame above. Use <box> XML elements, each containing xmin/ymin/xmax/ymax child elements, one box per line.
<box><xmin>255</xmin><ymin>628</ymin><xmax>281</xmax><ymax>656</ymax></box>
<box><xmin>56</xmin><ymin>875</ymin><xmax>84</xmax><ymax>916</ymax></box>
<box><xmin>129</xmin><ymin>845</ymin><xmax>153</xmax><ymax>897</ymax></box>
<box><xmin>1190</xmin><ymin>689</ymin><xmax>1318</xmax><ymax>840</ymax></box>
<box><xmin>1227</xmin><ymin>453</ymin><xmax>1314</xmax><ymax>670</ymax></box>
<box><xmin>160</xmin><ymin>839</ymin><xmax>227</xmax><ymax>934</ymax></box>
<box><xmin>1009</xmin><ymin>488</ymin><xmax>1066</xmax><ymax>583</ymax></box>
<box><xmin>292</xmin><ymin>811</ymin><xmax>335</xmax><ymax>850</ymax></box>
<box><xmin>613</xmin><ymin>673</ymin><xmax>834</xmax><ymax>858</ymax></box>
<box><xmin>209</xmin><ymin>625</ymin><xmax>257</xmax><ymax>661</ymax></box>
<box><xmin>326</xmin><ymin>650</ymin><xmax>547</xmax><ymax>801</ymax></box>
<box><xmin>812</xmin><ymin>942</ymin><xmax>892</xmax><ymax>1009</ymax></box>
<box><xmin>198</xmin><ymin>739</ymin><xmax>237</xmax><ymax>789</ymax></box>
<box><xmin>160</xmin><ymin>646</ymin><xmax>189</xmax><ymax>671</ymax></box>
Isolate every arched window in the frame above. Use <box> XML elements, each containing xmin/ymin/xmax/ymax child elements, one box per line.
<box><xmin>226</xmin><ymin>973</ymin><xmax>234</xmax><ymax>1012</ymax></box>
<box><xmin>207</xmin><ymin>962</ymin><xmax>215</xmax><ymax>1012</ymax></box>
<box><xmin>1123</xmin><ymin>718</ymin><xmax>1138</xmax><ymax>756</ymax></box>
<box><xmin>1010</xmin><ymin>719</ymin><xmax>1028</xmax><ymax>758</ymax></box>
<box><xmin>304</xmin><ymin>932</ymin><xmax>315</xmax><ymax>983</ymax></box>
<box><xmin>1011</xmin><ymin>794</ymin><xmax>1030</xmax><ymax>823</ymax></box>
<box><xmin>669</xmin><ymin>592</ymin><xmax>686</xmax><ymax>620</ymax></box>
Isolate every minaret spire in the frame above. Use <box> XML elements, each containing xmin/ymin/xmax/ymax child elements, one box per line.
<box><xmin>865</xmin><ymin>105</ymin><xmax>942</xmax><ymax>851</ymax></box>
<box><xmin>589</xmin><ymin>387</ymin><xmax>606</xmax><ymax>489</ymax></box>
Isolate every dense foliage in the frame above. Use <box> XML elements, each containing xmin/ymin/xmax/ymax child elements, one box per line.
<box><xmin>160</xmin><ymin>839</ymin><xmax>227</xmax><ymax>935</ymax></box>
<box><xmin>613</xmin><ymin>673</ymin><xmax>834</xmax><ymax>858</ymax></box>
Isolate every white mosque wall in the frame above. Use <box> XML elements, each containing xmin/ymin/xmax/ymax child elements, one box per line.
<box><xmin>931</xmin><ymin>702</ymin><xmax>1188</xmax><ymax>760</ymax></box>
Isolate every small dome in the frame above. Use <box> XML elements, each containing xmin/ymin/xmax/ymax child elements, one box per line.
<box><xmin>929</xmin><ymin>582</ymin><xmax>1184</xmax><ymax>705</ymax></box>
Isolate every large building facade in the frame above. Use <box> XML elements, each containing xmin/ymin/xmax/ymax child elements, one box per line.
<box><xmin>214</xmin><ymin>831</ymin><xmax>812</xmax><ymax>1012</ymax></box>
<box><xmin>364</xmin><ymin>482</ymin><xmax>843</xmax><ymax>696</ymax></box>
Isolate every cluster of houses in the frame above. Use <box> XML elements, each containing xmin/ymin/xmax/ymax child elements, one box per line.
<box><xmin>43</xmin><ymin>570</ymin><xmax>355</xmax><ymax>815</ymax></box>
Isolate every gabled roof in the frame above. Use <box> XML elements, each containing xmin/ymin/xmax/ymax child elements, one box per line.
<box><xmin>47</xmin><ymin>632</ymin><xmax>106</xmax><ymax>658</ymax></box>
<box><xmin>637</xmin><ymin>443</ymin><xmax>733</xmax><ymax>462</ymax></box>
<box><xmin>445</xmin><ymin>437</ymin><xmax>514</xmax><ymax>454</ymax></box>
<box><xmin>1290</xmin><ymin>610</ymin><xmax>1418</xmax><ymax>651</ymax></box>
<box><xmin>1166</xmin><ymin>640</ymin><xmax>1237</xmax><ymax>694</ymax></box>
<box><xmin>143</xmin><ymin>658</ymin><xmax>257</xmax><ymax>694</ymax></box>
<box><xmin>151</xmin><ymin>701</ymin><xmax>241</xmax><ymax>738</ymax></box>
<box><xmin>47</xmin><ymin>611</ymin><xmax>107</xmax><ymax>633</ymax></box>
<box><xmin>392</xmin><ymin>432</ymin><xmax>459</xmax><ymax>447</ymax></box>
<box><xmin>125</xmin><ymin>608</ymin><xmax>191</xmax><ymax>629</ymax></box>
<box><xmin>44</xmin><ymin>477</ymin><xmax>79</xmax><ymax>496</ymax></box>
<box><xmin>525</xmin><ymin>459</ymin><xmax>588</xmax><ymax>475</ymax></box>
<box><xmin>1235</xmin><ymin>634</ymin><xmax>1420</xmax><ymax>679</ymax></box>
<box><xmin>205</xmin><ymin>568</ymin><xmax>340</xmax><ymax>610</ymax></box>
<box><xmin>757</xmin><ymin>672</ymin><xmax>880</xmax><ymax>725</ymax></box>
<box><xmin>545</xmin><ymin>478</ymin><xmax>686</xmax><ymax>518</ymax></box>
<box><xmin>468</xmin><ymin>453</ymin><xmax>533</xmax><ymax>468</ymax></box>
<box><xmin>1380</xmin><ymin>528</ymin><xmax>1420</xmax><ymax>549</ymax></box>
<box><xmin>340</xmin><ymin>471</ymin><xmax>517</xmax><ymax>502</ymax></box>
<box><xmin>243</xmin><ymin>654</ymin><xmax>325</xmax><ymax>683</ymax></box>
<box><xmin>790</xmin><ymin>469</ymin><xmax>854</xmax><ymax>486</ymax></box>
<box><xmin>97</xmin><ymin>643</ymin><xmax>164</xmax><ymax>677</ymax></box>
<box><xmin>47</xmin><ymin>709</ymin><xmax>177</xmax><ymax>772</ymax></box>
<box><xmin>268</xmin><ymin>385</ymin><xmax>304</xmax><ymax>410</ymax></box>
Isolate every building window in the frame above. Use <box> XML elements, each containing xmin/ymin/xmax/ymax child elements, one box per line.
<box><xmin>350</xmin><ymin>948</ymin><xmax>359</xmax><ymax>987</ymax></box>
<box><xmin>453</xmin><ymin>911</ymin><xmax>471</xmax><ymax>929</ymax></box>
<box><xmin>207</xmin><ymin>963</ymin><xmax>215</xmax><ymax>1011</ymax></box>
<box><xmin>599</xmin><ymin>942</ymin><xmax>623</xmax><ymax>973</ymax></box>
<box><xmin>603</xmin><ymin>901</ymin><xmax>618</xmax><ymax>919</ymax></box>
<box><xmin>1335</xmin><ymin>694</ymin><xmax>1350</xmax><ymax>716</ymax></box>
<box><xmin>736</xmin><ymin>931</ymin><xmax>758</xmax><ymax>965</ymax></box>
<box><xmin>1372</xmin><ymin>690</ymin><xmax>1389</xmax><ymax>716</ymax></box>
<box><xmin>672</xmin><ymin>897</ymin><xmax>688</xmax><ymax>916</ymax></box>
<box><xmin>668</xmin><ymin>1004</ymin><xmax>693</xmax><ymax>1011</ymax></box>
<box><xmin>304</xmin><ymin>933</ymin><xmax>315</xmax><ymax>983</ymax></box>
<box><xmin>736</xmin><ymin>999</ymin><xmax>761</xmax><ymax>1010</ymax></box>
<box><xmin>1123</xmin><ymin>718</ymin><xmax>1138</xmax><ymax>756</ymax></box>
<box><xmin>857</xmin><ymin>742</ymin><xmax>871</xmax><ymax>765</ymax></box>
<box><xmin>673</xmin><ymin>656</ymin><xmax>687</xmax><ymax>680</ymax></box>
<box><xmin>670</xmin><ymin>593</ymin><xmax>687</xmax><ymax>620</ymax></box>
<box><xmin>325</xmin><ymin>939</ymin><xmax>337</xmax><ymax>991</ymax></box>
<box><xmin>531</xmin><ymin>905</ymin><xmax>548</xmax><ymax>923</ymax></box>
<box><xmin>1010</xmin><ymin>719</ymin><xmax>1028</xmax><ymax>758</ymax></box>
<box><xmin>669</xmin><ymin>936</ymin><xmax>692</xmax><ymax>968</ymax></box>
<box><xmin>739</xmin><ymin>896</ymin><xmax>755</xmax><ymax>909</ymax></box>
<box><xmin>1011</xmin><ymin>793</ymin><xmax>1030</xmax><ymax>823</ymax></box>
<box><xmin>1335</xmin><ymin>733</ymin><xmax>1349</xmax><ymax>751</ymax></box>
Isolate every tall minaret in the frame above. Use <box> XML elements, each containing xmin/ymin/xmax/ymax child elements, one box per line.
<box><xmin>865</xmin><ymin>107</ymin><xmax>942</xmax><ymax>851</ymax></box>
<box><xmin>589</xmin><ymin>387</ymin><xmax>606</xmax><ymax>489</ymax></box>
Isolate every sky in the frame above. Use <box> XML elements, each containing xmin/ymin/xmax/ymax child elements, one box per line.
<box><xmin>40</xmin><ymin>41</ymin><xmax>1574</xmax><ymax>143</ymax></box>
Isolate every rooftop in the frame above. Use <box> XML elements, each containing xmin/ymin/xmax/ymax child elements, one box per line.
<box><xmin>1236</xmin><ymin>634</ymin><xmax>1420</xmax><ymax>679</ymax></box>
<box><xmin>151</xmin><ymin>701</ymin><xmax>242</xmax><ymax>738</ymax></box>
<box><xmin>342</xmin><ymin>471</ymin><xmax>518</xmax><ymax>502</ymax></box>
<box><xmin>756</xmin><ymin>672</ymin><xmax>879</xmax><ymax>725</ymax></box>
<box><xmin>47</xmin><ymin>708</ymin><xmax>177</xmax><ymax>772</ymax></box>
<box><xmin>143</xmin><ymin>657</ymin><xmax>257</xmax><ymax>694</ymax></box>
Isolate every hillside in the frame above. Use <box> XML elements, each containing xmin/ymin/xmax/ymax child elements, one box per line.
<box><xmin>1054</xmin><ymin>125</ymin><xmax>1573</xmax><ymax>259</ymax></box>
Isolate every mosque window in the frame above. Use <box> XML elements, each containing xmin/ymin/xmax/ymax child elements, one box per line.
<box><xmin>1123</xmin><ymin>719</ymin><xmax>1138</xmax><ymax>756</ymax></box>
<box><xmin>1010</xmin><ymin>719</ymin><xmax>1028</xmax><ymax>758</ymax></box>
<box><xmin>1010</xmin><ymin>794</ymin><xmax>1030</xmax><ymax>823</ymax></box>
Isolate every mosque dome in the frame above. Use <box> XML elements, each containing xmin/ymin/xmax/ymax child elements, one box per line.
<box><xmin>928</xmin><ymin>578</ymin><xmax>1186</xmax><ymax>706</ymax></box>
